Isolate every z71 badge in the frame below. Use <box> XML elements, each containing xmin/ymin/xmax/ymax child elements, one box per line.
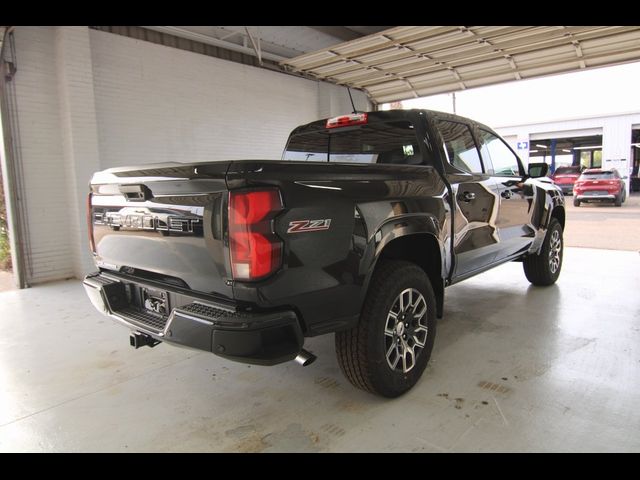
<box><xmin>287</xmin><ymin>219</ymin><xmax>332</xmax><ymax>234</ymax></box>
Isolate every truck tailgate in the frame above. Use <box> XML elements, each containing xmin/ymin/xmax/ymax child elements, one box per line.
<box><xmin>89</xmin><ymin>162</ymin><xmax>232</xmax><ymax>299</ymax></box>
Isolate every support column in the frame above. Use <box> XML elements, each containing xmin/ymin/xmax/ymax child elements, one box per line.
<box><xmin>55</xmin><ymin>26</ymin><xmax>101</xmax><ymax>278</ymax></box>
<box><xmin>572</xmin><ymin>150</ymin><xmax>580</xmax><ymax>167</ymax></box>
<box><xmin>0</xmin><ymin>29</ymin><xmax>27</xmax><ymax>287</ymax></box>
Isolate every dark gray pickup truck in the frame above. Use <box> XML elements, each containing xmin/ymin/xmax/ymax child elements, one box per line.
<box><xmin>84</xmin><ymin>109</ymin><xmax>565</xmax><ymax>397</ymax></box>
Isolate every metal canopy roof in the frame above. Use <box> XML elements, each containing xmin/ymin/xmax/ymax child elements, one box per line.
<box><xmin>145</xmin><ymin>26</ymin><xmax>390</xmax><ymax>63</ymax></box>
<box><xmin>280</xmin><ymin>26</ymin><xmax>640</xmax><ymax>104</ymax></box>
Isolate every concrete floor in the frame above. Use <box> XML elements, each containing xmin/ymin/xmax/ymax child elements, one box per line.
<box><xmin>0</xmin><ymin>247</ymin><xmax>639</xmax><ymax>452</ymax></box>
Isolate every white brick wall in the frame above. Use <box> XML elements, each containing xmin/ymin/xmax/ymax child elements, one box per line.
<box><xmin>10</xmin><ymin>26</ymin><xmax>371</xmax><ymax>284</ymax></box>
<box><xmin>12</xmin><ymin>26</ymin><xmax>74</xmax><ymax>284</ymax></box>
<box><xmin>89</xmin><ymin>29</ymin><xmax>368</xmax><ymax>166</ymax></box>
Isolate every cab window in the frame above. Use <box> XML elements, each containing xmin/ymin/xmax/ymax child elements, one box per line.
<box><xmin>478</xmin><ymin>129</ymin><xmax>523</xmax><ymax>176</ymax></box>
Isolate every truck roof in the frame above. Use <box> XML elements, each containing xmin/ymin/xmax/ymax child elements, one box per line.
<box><xmin>288</xmin><ymin>109</ymin><xmax>496</xmax><ymax>137</ymax></box>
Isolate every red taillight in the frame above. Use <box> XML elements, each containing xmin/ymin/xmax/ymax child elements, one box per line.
<box><xmin>325</xmin><ymin>113</ymin><xmax>368</xmax><ymax>129</ymax></box>
<box><xmin>87</xmin><ymin>192</ymin><xmax>96</xmax><ymax>253</ymax></box>
<box><xmin>228</xmin><ymin>189</ymin><xmax>283</xmax><ymax>281</ymax></box>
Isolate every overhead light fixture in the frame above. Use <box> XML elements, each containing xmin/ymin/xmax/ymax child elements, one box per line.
<box><xmin>535</xmin><ymin>144</ymin><xmax>547</xmax><ymax>148</ymax></box>
<box><xmin>562</xmin><ymin>149</ymin><xmax>571</xmax><ymax>153</ymax></box>
<box><xmin>529</xmin><ymin>150</ymin><xmax>539</xmax><ymax>153</ymax></box>
<box><xmin>573</xmin><ymin>145</ymin><xmax>603</xmax><ymax>150</ymax></box>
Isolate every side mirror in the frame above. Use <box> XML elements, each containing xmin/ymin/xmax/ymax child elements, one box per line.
<box><xmin>528</xmin><ymin>162</ymin><xmax>549</xmax><ymax>178</ymax></box>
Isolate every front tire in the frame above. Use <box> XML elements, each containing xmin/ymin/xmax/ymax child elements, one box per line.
<box><xmin>335</xmin><ymin>260</ymin><xmax>437</xmax><ymax>398</ymax></box>
<box><xmin>523</xmin><ymin>217</ymin><xmax>563</xmax><ymax>286</ymax></box>
<box><xmin>573</xmin><ymin>198</ymin><xmax>580</xmax><ymax>207</ymax></box>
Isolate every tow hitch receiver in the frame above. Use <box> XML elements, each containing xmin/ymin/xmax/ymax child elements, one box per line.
<box><xmin>130</xmin><ymin>332</ymin><xmax>161</xmax><ymax>349</ymax></box>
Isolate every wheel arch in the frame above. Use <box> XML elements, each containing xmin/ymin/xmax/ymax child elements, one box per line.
<box><xmin>366</xmin><ymin>233</ymin><xmax>445</xmax><ymax>319</ymax></box>
<box><xmin>550</xmin><ymin>205</ymin><xmax>565</xmax><ymax>230</ymax></box>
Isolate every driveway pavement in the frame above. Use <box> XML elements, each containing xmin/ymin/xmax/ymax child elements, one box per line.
<box><xmin>563</xmin><ymin>192</ymin><xmax>640</xmax><ymax>251</ymax></box>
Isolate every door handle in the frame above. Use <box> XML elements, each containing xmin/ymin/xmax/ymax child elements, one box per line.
<box><xmin>459</xmin><ymin>191</ymin><xmax>476</xmax><ymax>202</ymax></box>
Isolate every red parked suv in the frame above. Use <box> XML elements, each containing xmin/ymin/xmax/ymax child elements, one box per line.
<box><xmin>551</xmin><ymin>166</ymin><xmax>582</xmax><ymax>195</ymax></box>
<box><xmin>573</xmin><ymin>168</ymin><xmax>627</xmax><ymax>207</ymax></box>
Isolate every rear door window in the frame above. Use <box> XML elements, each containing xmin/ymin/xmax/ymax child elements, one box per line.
<box><xmin>436</xmin><ymin>120</ymin><xmax>484</xmax><ymax>174</ymax></box>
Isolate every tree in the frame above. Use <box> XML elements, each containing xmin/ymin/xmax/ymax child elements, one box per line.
<box><xmin>0</xmin><ymin>166</ymin><xmax>11</xmax><ymax>270</ymax></box>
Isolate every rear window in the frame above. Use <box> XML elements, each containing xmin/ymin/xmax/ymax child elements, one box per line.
<box><xmin>554</xmin><ymin>167</ymin><xmax>580</xmax><ymax>175</ymax></box>
<box><xmin>580</xmin><ymin>171</ymin><xmax>617</xmax><ymax>180</ymax></box>
<box><xmin>283</xmin><ymin>121</ymin><xmax>427</xmax><ymax>165</ymax></box>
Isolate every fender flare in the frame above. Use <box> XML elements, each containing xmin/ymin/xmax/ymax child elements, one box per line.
<box><xmin>357</xmin><ymin>214</ymin><xmax>447</xmax><ymax>312</ymax></box>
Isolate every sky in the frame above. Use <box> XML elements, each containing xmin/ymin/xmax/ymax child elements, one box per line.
<box><xmin>389</xmin><ymin>61</ymin><xmax>640</xmax><ymax>128</ymax></box>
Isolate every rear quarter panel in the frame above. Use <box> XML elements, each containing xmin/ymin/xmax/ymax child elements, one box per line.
<box><xmin>227</xmin><ymin>161</ymin><xmax>449</xmax><ymax>335</ymax></box>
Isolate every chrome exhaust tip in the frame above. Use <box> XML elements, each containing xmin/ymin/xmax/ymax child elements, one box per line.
<box><xmin>294</xmin><ymin>349</ymin><xmax>317</xmax><ymax>367</ymax></box>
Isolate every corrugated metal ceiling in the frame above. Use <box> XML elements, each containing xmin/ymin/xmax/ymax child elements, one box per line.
<box><xmin>146</xmin><ymin>26</ymin><xmax>391</xmax><ymax>62</ymax></box>
<box><xmin>280</xmin><ymin>26</ymin><xmax>640</xmax><ymax>104</ymax></box>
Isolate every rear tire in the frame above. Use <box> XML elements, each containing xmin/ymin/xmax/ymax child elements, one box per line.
<box><xmin>573</xmin><ymin>198</ymin><xmax>580</xmax><ymax>207</ymax></box>
<box><xmin>615</xmin><ymin>192</ymin><xmax>622</xmax><ymax>207</ymax></box>
<box><xmin>523</xmin><ymin>218</ymin><xmax>563</xmax><ymax>286</ymax></box>
<box><xmin>335</xmin><ymin>260</ymin><xmax>437</xmax><ymax>398</ymax></box>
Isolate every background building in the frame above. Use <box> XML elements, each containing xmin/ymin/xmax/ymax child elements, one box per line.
<box><xmin>495</xmin><ymin>111</ymin><xmax>640</xmax><ymax>194</ymax></box>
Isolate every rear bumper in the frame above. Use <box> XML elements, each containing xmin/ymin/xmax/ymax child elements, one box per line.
<box><xmin>575</xmin><ymin>193</ymin><xmax>616</xmax><ymax>201</ymax></box>
<box><xmin>83</xmin><ymin>272</ymin><xmax>303</xmax><ymax>366</ymax></box>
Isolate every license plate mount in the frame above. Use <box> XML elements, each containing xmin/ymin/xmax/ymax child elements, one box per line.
<box><xmin>141</xmin><ymin>287</ymin><xmax>169</xmax><ymax>316</ymax></box>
